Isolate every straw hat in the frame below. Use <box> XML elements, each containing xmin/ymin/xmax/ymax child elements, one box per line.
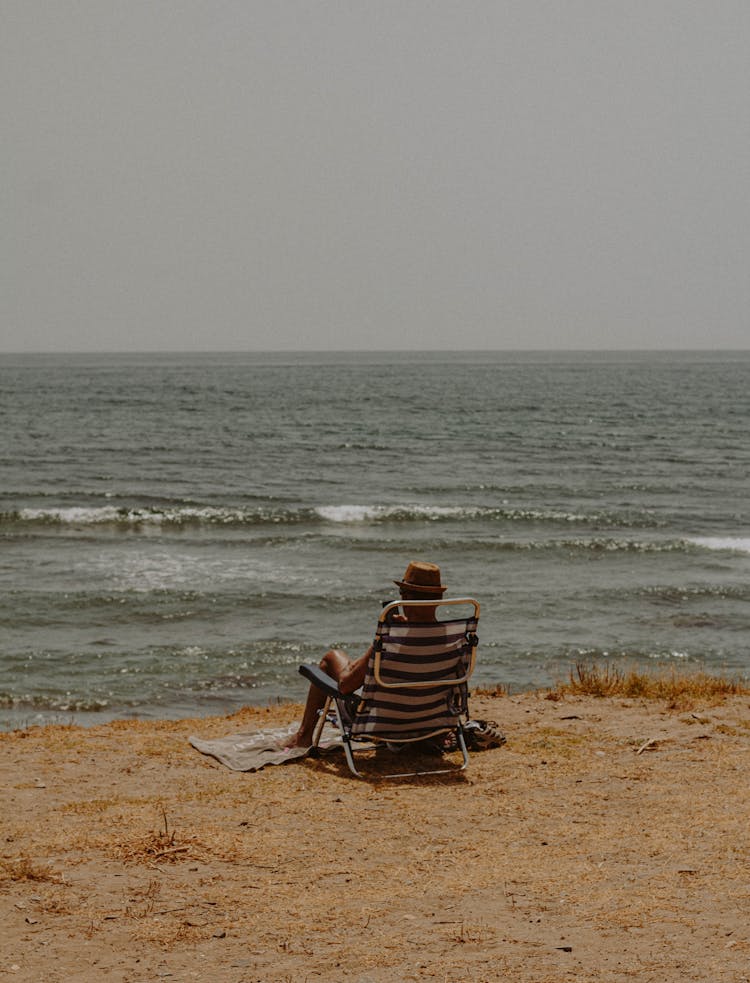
<box><xmin>394</xmin><ymin>561</ymin><xmax>446</xmax><ymax>596</ymax></box>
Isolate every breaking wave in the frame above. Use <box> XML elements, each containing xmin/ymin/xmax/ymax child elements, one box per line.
<box><xmin>2</xmin><ymin>502</ymin><xmax>653</xmax><ymax>529</ymax></box>
<box><xmin>687</xmin><ymin>536</ymin><xmax>750</xmax><ymax>555</ymax></box>
<box><xmin>4</xmin><ymin>505</ymin><xmax>297</xmax><ymax>527</ymax></box>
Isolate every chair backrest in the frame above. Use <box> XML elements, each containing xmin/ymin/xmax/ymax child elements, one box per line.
<box><xmin>350</xmin><ymin>597</ymin><xmax>479</xmax><ymax>742</ymax></box>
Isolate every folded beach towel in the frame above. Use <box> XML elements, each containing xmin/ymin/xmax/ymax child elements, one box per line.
<box><xmin>189</xmin><ymin>722</ymin><xmax>342</xmax><ymax>772</ymax></box>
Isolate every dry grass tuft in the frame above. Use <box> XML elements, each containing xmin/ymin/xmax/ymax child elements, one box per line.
<box><xmin>114</xmin><ymin>805</ymin><xmax>205</xmax><ymax>865</ymax></box>
<box><xmin>551</xmin><ymin>662</ymin><xmax>750</xmax><ymax>707</ymax></box>
<box><xmin>116</xmin><ymin>832</ymin><xmax>194</xmax><ymax>865</ymax></box>
<box><xmin>0</xmin><ymin>855</ymin><xmax>64</xmax><ymax>884</ymax></box>
<box><xmin>474</xmin><ymin>683</ymin><xmax>510</xmax><ymax>698</ymax></box>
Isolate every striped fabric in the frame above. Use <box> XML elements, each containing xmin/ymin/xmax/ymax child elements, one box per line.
<box><xmin>350</xmin><ymin>616</ymin><xmax>477</xmax><ymax>742</ymax></box>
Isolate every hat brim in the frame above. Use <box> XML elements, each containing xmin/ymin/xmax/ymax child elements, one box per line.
<box><xmin>393</xmin><ymin>579</ymin><xmax>446</xmax><ymax>594</ymax></box>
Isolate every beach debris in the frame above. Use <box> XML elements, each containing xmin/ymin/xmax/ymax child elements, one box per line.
<box><xmin>153</xmin><ymin>846</ymin><xmax>189</xmax><ymax>860</ymax></box>
<box><xmin>636</xmin><ymin>738</ymin><xmax>659</xmax><ymax>755</ymax></box>
<box><xmin>115</xmin><ymin>806</ymin><xmax>214</xmax><ymax>866</ymax></box>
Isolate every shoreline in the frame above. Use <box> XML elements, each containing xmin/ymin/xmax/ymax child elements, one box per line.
<box><xmin>4</xmin><ymin>662</ymin><xmax>747</xmax><ymax>735</ymax></box>
<box><xmin>3</xmin><ymin>689</ymin><xmax>750</xmax><ymax>981</ymax></box>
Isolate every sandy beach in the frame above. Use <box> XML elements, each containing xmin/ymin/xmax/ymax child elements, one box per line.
<box><xmin>2</xmin><ymin>688</ymin><xmax>750</xmax><ymax>982</ymax></box>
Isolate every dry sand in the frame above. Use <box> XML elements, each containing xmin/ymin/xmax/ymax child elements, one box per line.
<box><xmin>2</xmin><ymin>690</ymin><xmax>750</xmax><ymax>982</ymax></box>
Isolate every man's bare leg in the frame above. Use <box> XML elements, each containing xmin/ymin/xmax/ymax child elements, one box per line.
<box><xmin>289</xmin><ymin>648</ymin><xmax>351</xmax><ymax>748</ymax></box>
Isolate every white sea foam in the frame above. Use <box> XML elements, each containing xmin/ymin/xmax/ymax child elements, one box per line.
<box><xmin>17</xmin><ymin>505</ymin><xmax>252</xmax><ymax>525</ymax></box>
<box><xmin>313</xmin><ymin>503</ymin><xmax>620</xmax><ymax>525</ymax></box>
<box><xmin>688</xmin><ymin>536</ymin><xmax>750</xmax><ymax>555</ymax></box>
<box><xmin>14</xmin><ymin>502</ymin><xmax>626</xmax><ymax>528</ymax></box>
<box><xmin>19</xmin><ymin>506</ymin><xmax>123</xmax><ymax>524</ymax></box>
<box><xmin>315</xmin><ymin>505</ymin><xmax>381</xmax><ymax>522</ymax></box>
<box><xmin>315</xmin><ymin>504</ymin><xmax>473</xmax><ymax>523</ymax></box>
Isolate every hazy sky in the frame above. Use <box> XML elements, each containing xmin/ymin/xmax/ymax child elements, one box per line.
<box><xmin>3</xmin><ymin>1</ymin><xmax>749</xmax><ymax>352</ymax></box>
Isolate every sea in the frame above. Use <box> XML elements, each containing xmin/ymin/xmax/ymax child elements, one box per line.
<box><xmin>1</xmin><ymin>350</ymin><xmax>749</xmax><ymax>730</ymax></box>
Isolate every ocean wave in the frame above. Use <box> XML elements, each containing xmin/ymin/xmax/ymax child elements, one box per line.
<box><xmin>0</xmin><ymin>692</ymin><xmax>114</xmax><ymax>712</ymax></box>
<box><xmin>687</xmin><ymin>536</ymin><xmax>750</xmax><ymax>555</ymax></box>
<box><xmin>561</xmin><ymin>647</ymin><xmax>695</xmax><ymax>663</ymax></box>
<box><xmin>348</xmin><ymin>535</ymin><xmax>693</xmax><ymax>555</ymax></box>
<box><xmin>314</xmin><ymin>504</ymin><xmax>649</xmax><ymax>526</ymax></box>
<box><xmin>2</xmin><ymin>505</ymin><xmax>302</xmax><ymax>528</ymax></box>
<box><xmin>487</xmin><ymin>537</ymin><xmax>689</xmax><ymax>553</ymax></box>
<box><xmin>638</xmin><ymin>583</ymin><xmax>750</xmax><ymax>603</ymax></box>
<box><xmin>1</xmin><ymin>502</ymin><xmax>651</xmax><ymax>530</ymax></box>
<box><xmin>501</xmin><ymin>535</ymin><xmax>750</xmax><ymax>556</ymax></box>
<box><xmin>315</xmin><ymin>504</ymin><xmax>476</xmax><ymax>522</ymax></box>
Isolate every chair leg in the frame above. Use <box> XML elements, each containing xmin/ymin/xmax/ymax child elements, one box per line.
<box><xmin>311</xmin><ymin>696</ymin><xmax>331</xmax><ymax>748</ymax></box>
<box><xmin>308</xmin><ymin>694</ymin><xmax>363</xmax><ymax>776</ymax></box>
<box><xmin>340</xmin><ymin>733</ymin><xmax>363</xmax><ymax>777</ymax></box>
<box><xmin>331</xmin><ymin>700</ymin><xmax>363</xmax><ymax>777</ymax></box>
<box><xmin>456</xmin><ymin>723</ymin><xmax>470</xmax><ymax>770</ymax></box>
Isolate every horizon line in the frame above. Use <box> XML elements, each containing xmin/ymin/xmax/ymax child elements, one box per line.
<box><xmin>2</xmin><ymin>346</ymin><xmax>750</xmax><ymax>357</ymax></box>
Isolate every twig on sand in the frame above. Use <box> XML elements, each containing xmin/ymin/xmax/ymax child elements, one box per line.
<box><xmin>636</xmin><ymin>738</ymin><xmax>658</xmax><ymax>755</ymax></box>
<box><xmin>153</xmin><ymin>846</ymin><xmax>189</xmax><ymax>859</ymax></box>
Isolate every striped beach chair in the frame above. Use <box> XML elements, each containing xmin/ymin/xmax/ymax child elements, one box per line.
<box><xmin>299</xmin><ymin>597</ymin><xmax>479</xmax><ymax>778</ymax></box>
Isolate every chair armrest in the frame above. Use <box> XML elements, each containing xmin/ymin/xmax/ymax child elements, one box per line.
<box><xmin>298</xmin><ymin>663</ymin><xmax>343</xmax><ymax>699</ymax></box>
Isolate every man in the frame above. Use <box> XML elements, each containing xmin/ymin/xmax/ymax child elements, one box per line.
<box><xmin>288</xmin><ymin>561</ymin><xmax>446</xmax><ymax>748</ymax></box>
